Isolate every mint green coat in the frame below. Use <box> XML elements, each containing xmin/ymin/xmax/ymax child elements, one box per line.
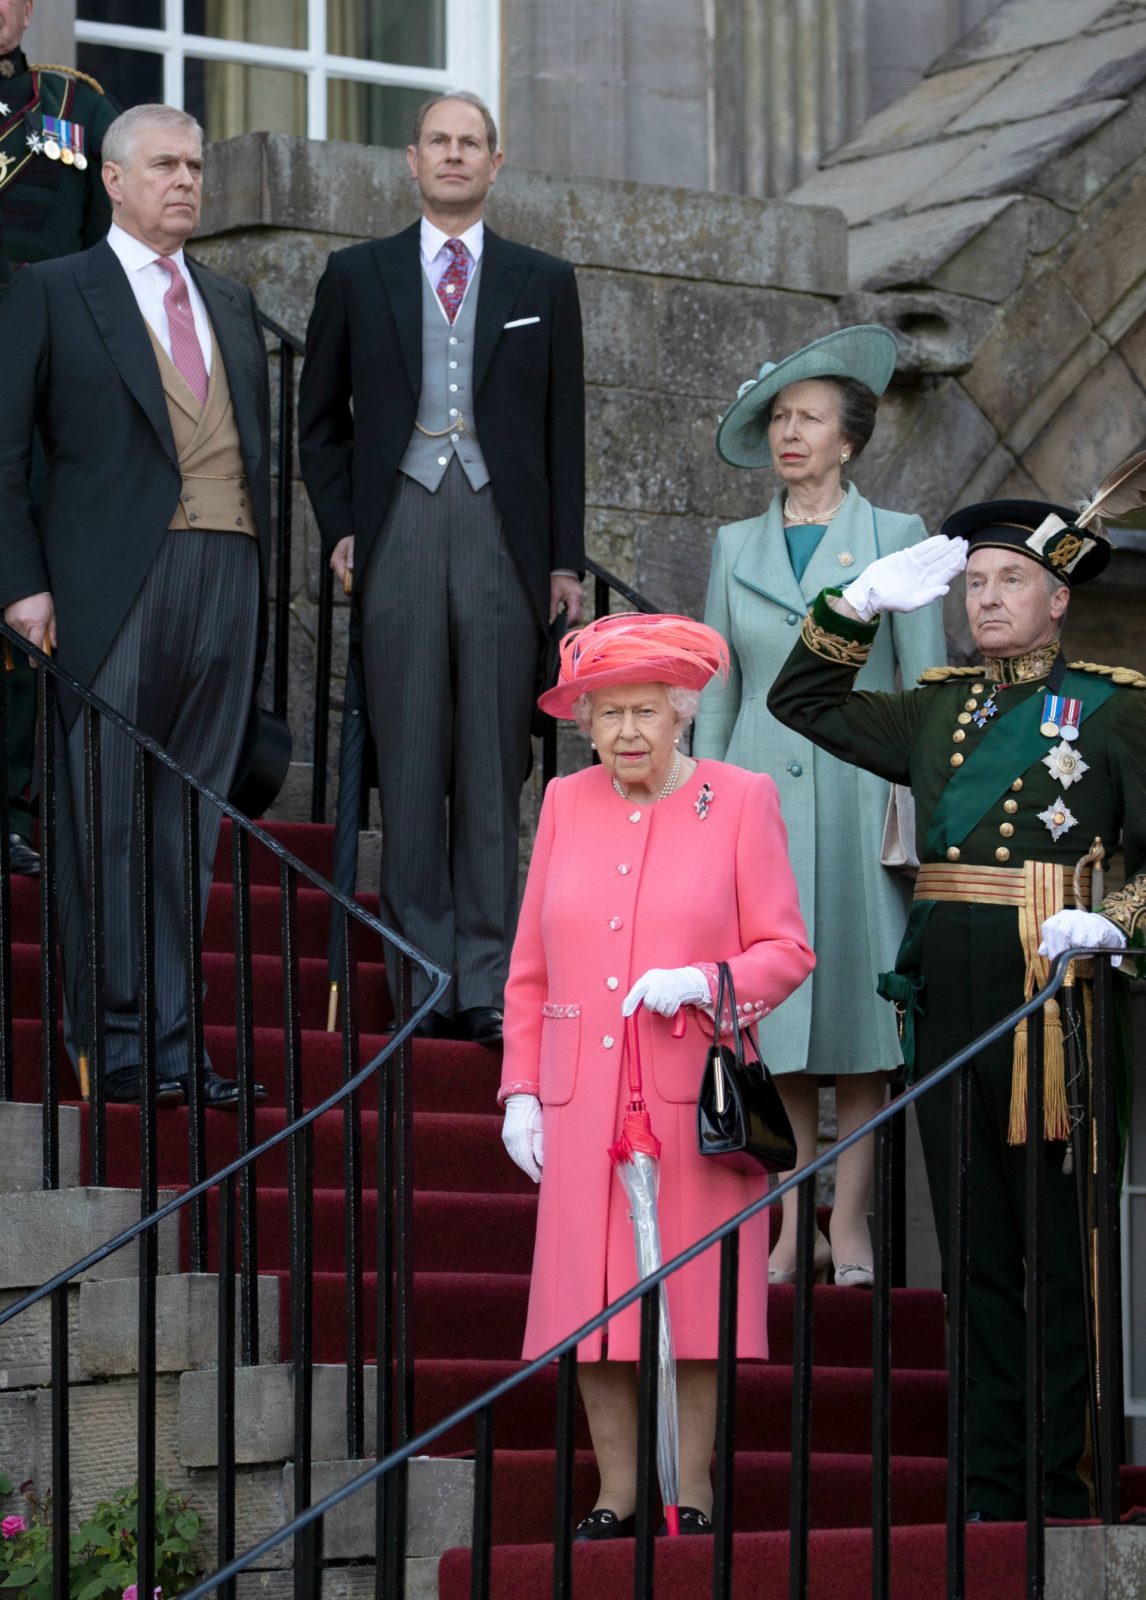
<box><xmin>692</xmin><ymin>485</ymin><xmax>946</xmax><ymax>1075</ymax></box>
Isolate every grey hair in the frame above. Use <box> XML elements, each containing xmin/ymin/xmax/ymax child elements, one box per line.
<box><xmin>1042</xmin><ymin>566</ymin><xmax>1071</xmax><ymax>598</ymax></box>
<box><xmin>102</xmin><ymin>105</ymin><xmax>203</xmax><ymax>168</ymax></box>
<box><xmin>412</xmin><ymin>91</ymin><xmax>499</xmax><ymax>153</ymax></box>
<box><xmin>572</xmin><ymin>685</ymin><xmax>701</xmax><ymax>738</ymax></box>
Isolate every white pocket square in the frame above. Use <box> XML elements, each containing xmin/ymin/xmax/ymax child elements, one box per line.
<box><xmin>503</xmin><ymin>316</ymin><xmax>541</xmax><ymax>329</ymax></box>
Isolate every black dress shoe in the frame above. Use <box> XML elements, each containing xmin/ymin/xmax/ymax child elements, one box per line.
<box><xmin>177</xmin><ymin>1070</ymin><xmax>269</xmax><ymax>1108</ymax></box>
<box><xmin>386</xmin><ymin>1012</ymin><xmax>455</xmax><ymax>1041</ymax></box>
<box><xmin>966</xmin><ymin>1510</ymin><xmax>1006</xmax><ymax>1524</ymax></box>
<box><xmin>458</xmin><ymin>1006</ymin><xmax>503</xmax><ymax>1045</ymax></box>
<box><xmin>659</xmin><ymin>1506</ymin><xmax>713</xmax><ymax>1535</ymax></box>
<box><xmin>6</xmin><ymin>833</ymin><xmax>40</xmax><ymax>877</ymax></box>
<box><xmin>573</xmin><ymin>1509</ymin><xmax>635</xmax><ymax>1542</ymax></box>
<box><xmin>105</xmin><ymin>1067</ymin><xmax>185</xmax><ymax>1108</ymax></box>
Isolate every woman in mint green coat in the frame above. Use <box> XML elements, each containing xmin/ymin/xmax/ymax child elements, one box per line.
<box><xmin>693</xmin><ymin>326</ymin><xmax>946</xmax><ymax>1285</ymax></box>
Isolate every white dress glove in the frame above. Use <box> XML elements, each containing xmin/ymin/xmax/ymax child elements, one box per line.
<box><xmin>622</xmin><ymin>966</ymin><xmax>710</xmax><ymax>1018</ymax></box>
<box><xmin>501</xmin><ymin>1093</ymin><xmax>544</xmax><ymax>1182</ymax></box>
<box><xmin>841</xmin><ymin>535</ymin><xmax>968</xmax><ymax>622</ymax></box>
<box><xmin>1038</xmin><ymin>910</ymin><xmax>1126</xmax><ymax>969</ymax></box>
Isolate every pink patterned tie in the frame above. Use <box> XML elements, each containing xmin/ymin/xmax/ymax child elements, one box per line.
<box><xmin>435</xmin><ymin>238</ymin><xmax>471</xmax><ymax>325</ymax></box>
<box><xmin>155</xmin><ymin>254</ymin><xmax>208</xmax><ymax>406</ymax></box>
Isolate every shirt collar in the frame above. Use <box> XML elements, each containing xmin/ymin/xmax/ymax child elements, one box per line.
<box><xmin>419</xmin><ymin>215</ymin><xmax>484</xmax><ymax>266</ymax></box>
<box><xmin>107</xmin><ymin>221</ymin><xmax>191</xmax><ymax>278</ymax></box>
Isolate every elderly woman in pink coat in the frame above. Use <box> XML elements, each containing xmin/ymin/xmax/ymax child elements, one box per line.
<box><xmin>499</xmin><ymin>613</ymin><xmax>814</xmax><ymax>1540</ymax></box>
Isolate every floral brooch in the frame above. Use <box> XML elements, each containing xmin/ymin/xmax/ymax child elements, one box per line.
<box><xmin>694</xmin><ymin>782</ymin><xmax>714</xmax><ymax>820</ymax></box>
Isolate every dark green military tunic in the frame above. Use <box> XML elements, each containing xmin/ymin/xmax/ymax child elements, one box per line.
<box><xmin>1</xmin><ymin>47</ymin><xmax>119</xmax><ymax>844</ymax></box>
<box><xmin>768</xmin><ymin>589</ymin><xmax>1146</xmax><ymax>1519</ymax></box>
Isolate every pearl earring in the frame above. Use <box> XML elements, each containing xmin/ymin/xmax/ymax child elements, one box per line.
<box><xmin>841</xmin><ymin>451</ymin><xmax>850</xmax><ymax>464</ymax></box>
<box><xmin>590</xmin><ymin>740</ymin><xmax>596</xmax><ymax>750</ymax></box>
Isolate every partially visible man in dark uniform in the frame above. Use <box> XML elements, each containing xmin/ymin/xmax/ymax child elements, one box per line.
<box><xmin>768</xmin><ymin>504</ymin><xmax>1145</xmax><ymax>1521</ymax></box>
<box><xmin>1</xmin><ymin>0</ymin><xmax>119</xmax><ymax>876</ymax></box>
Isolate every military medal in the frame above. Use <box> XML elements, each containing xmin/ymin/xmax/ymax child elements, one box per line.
<box><xmin>1041</xmin><ymin>740</ymin><xmax>1088</xmax><ymax>788</ymax></box>
<box><xmin>972</xmin><ymin>682</ymin><xmax>1009</xmax><ymax>728</ymax></box>
<box><xmin>41</xmin><ymin>116</ymin><xmax>85</xmax><ymax>169</ymax></box>
<box><xmin>1038</xmin><ymin>794</ymin><xmax>1077</xmax><ymax>842</ymax></box>
<box><xmin>1039</xmin><ymin>692</ymin><xmax>1081</xmax><ymax>741</ymax></box>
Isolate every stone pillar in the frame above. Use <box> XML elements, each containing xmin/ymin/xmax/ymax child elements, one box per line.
<box><xmin>24</xmin><ymin>0</ymin><xmax>76</xmax><ymax>66</ymax></box>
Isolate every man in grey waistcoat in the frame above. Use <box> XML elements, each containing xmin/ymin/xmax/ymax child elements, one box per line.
<box><xmin>299</xmin><ymin>91</ymin><xmax>586</xmax><ymax>1043</ymax></box>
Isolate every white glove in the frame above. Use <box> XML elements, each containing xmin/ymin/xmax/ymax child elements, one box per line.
<box><xmin>1038</xmin><ymin>910</ymin><xmax>1126</xmax><ymax>969</ymax></box>
<box><xmin>841</xmin><ymin>535</ymin><xmax>968</xmax><ymax>622</ymax></box>
<box><xmin>622</xmin><ymin>966</ymin><xmax>710</xmax><ymax>1018</ymax></box>
<box><xmin>502</xmin><ymin>1093</ymin><xmax>544</xmax><ymax>1182</ymax></box>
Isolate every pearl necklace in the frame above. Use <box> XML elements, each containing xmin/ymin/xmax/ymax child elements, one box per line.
<box><xmin>612</xmin><ymin>749</ymin><xmax>682</xmax><ymax>804</ymax></box>
<box><xmin>783</xmin><ymin>490</ymin><xmax>847</xmax><ymax>525</ymax></box>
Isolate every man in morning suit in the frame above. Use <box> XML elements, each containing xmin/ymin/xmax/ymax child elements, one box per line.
<box><xmin>768</xmin><ymin>506</ymin><xmax>1145</xmax><ymax>1519</ymax></box>
<box><xmin>0</xmin><ymin>103</ymin><xmax>271</xmax><ymax>1107</ymax></box>
<box><xmin>299</xmin><ymin>90</ymin><xmax>586</xmax><ymax>1044</ymax></box>
<box><xmin>0</xmin><ymin>0</ymin><xmax>120</xmax><ymax>878</ymax></box>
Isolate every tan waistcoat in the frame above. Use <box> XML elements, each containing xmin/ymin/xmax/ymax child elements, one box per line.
<box><xmin>145</xmin><ymin>322</ymin><xmax>255</xmax><ymax>538</ymax></box>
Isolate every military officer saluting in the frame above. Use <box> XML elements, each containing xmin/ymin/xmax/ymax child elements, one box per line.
<box><xmin>1</xmin><ymin>0</ymin><xmax>119</xmax><ymax>877</ymax></box>
<box><xmin>768</xmin><ymin>473</ymin><xmax>1146</xmax><ymax>1522</ymax></box>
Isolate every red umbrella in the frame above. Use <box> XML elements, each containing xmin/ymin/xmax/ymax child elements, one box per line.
<box><xmin>608</xmin><ymin>1005</ymin><xmax>681</xmax><ymax>1535</ymax></box>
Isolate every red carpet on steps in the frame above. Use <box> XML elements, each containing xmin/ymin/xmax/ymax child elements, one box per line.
<box><xmin>0</xmin><ymin>820</ymin><xmax>1105</xmax><ymax>1594</ymax></box>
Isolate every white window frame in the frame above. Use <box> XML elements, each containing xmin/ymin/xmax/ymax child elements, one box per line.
<box><xmin>75</xmin><ymin>0</ymin><xmax>500</xmax><ymax>142</ymax></box>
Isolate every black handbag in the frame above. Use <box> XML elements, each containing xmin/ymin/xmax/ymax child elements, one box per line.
<box><xmin>696</xmin><ymin>962</ymin><xmax>797</xmax><ymax>1175</ymax></box>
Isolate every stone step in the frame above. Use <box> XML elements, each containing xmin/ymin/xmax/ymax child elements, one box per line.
<box><xmin>79</xmin><ymin>1272</ymin><xmax>281</xmax><ymax>1375</ymax></box>
<box><xmin>0</xmin><ymin>1100</ymin><xmax>80</xmax><ymax>1191</ymax></box>
<box><xmin>0</xmin><ymin>1285</ymin><xmax>82</xmax><ymax>1387</ymax></box>
<box><xmin>0</xmin><ymin>1186</ymin><xmax>180</xmax><ymax>1290</ymax></box>
<box><xmin>180</xmin><ymin>1362</ymin><xmax>380</xmax><ymax>1467</ymax></box>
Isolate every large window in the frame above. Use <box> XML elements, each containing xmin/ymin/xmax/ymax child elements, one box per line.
<box><xmin>75</xmin><ymin>0</ymin><xmax>498</xmax><ymax>147</ymax></box>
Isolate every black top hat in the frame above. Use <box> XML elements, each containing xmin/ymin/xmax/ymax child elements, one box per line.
<box><xmin>940</xmin><ymin>499</ymin><xmax>1111</xmax><ymax>586</ymax></box>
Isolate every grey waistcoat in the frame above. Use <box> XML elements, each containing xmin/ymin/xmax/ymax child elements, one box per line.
<box><xmin>399</xmin><ymin>258</ymin><xmax>490</xmax><ymax>493</ymax></box>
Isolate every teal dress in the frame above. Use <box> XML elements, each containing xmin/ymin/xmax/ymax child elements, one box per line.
<box><xmin>693</xmin><ymin>485</ymin><xmax>947</xmax><ymax>1076</ymax></box>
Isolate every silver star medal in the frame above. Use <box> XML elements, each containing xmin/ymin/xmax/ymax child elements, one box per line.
<box><xmin>0</xmin><ymin>101</ymin><xmax>10</xmax><ymax>116</ymax></box>
<box><xmin>26</xmin><ymin>129</ymin><xmax>44</xmax><ymax>154</ymax></box>
<box><xmin>1038</xmin><ymin>794</ymin><xmax>1077</xmax><ymax>842</ymax></box>
<box><xmin>1041</xmin><ymin>740</ymin><xmax>1088</xmax><ymax>789</ymax></box>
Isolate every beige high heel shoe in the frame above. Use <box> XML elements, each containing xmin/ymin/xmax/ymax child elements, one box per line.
<box><xmin>768</xmin><ymin>1231</ymin><xmax>832</xmax><ymax>1285</ymax></box>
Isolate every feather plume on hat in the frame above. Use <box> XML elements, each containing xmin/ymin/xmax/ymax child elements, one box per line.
<box><xmin>1074</xmin><ymin>448</ymin><xmax>1146</xmax><ymax>536</ymax></box>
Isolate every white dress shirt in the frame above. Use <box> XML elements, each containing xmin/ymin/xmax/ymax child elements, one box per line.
<box><xmin>106</xmin><ymin>222</ymin><xmax>214</xmax><ymax>375</ymax></box>
<box><xmin>419</xmin><ymin>216</ymin><xmax>483</xmax><ymax>324</ymax></box>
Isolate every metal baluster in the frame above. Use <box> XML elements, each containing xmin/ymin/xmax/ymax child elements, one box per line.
<box><xmin>470</xmin><ymin>1406</ymin><xmax>494</xmax><ymax>1600</ymax></box>
<box><xmin>1024</xmin><ymin>1013</ymin><xmax>1046</xmax><ymax>1599</ymax></box>
<box><xmin>594</xmin><ymin>573</ymin><xmax>609</xmax><ymax>621</ymax></box>
<box><xmin>890</xmin><ymin>1082</ymin><xmax>907</xmax><ymax>1289</ymax></box>
<box><xmin>232</xmin><ymin>824</ymin><xmax>260</xmax><ymax>1362</ymax></box>
<box><xmin>217</xmin><ymin>1173</ymin><xmax>237</xmax><ymax>1600</ymax></box>
<box><xmin>38</xmin><ymin>666</ymin><xmax>59</xmax><ymax>1189</ymax></box>
<box><xmin>135</xmin><ymin>746</ymin><xmax>158</xmax><ymax>1600</ymax></box>
<box><xmin>713</xmin><ymin>1229</ymin><xmax>740</xmax><ymax>1600</ymax></box>
<box><xmin>312</xmin><ymin>560</ymin><xmax>334</xmax><ymax>824</ymax></box>
<box><xmin>83</xmin><ymin>706</ymin><xmax>106</xmax><ymax>1181</ymax></box>
<box><xmin>1063</xmin><ymin>981</ymin><xmax>1099</xmax><ymax>1513</ymax></box>
<box><xmin>542</xmin><ymin>715</ymin><xmax>557</xmax><ymax>787</ymax></box>
<box><xmin>375</xmin><ymin>951</ymin><xmax>400</xmax><ymax>1600</ymax></box>
<box><xmin>183</xmin><ymin>785</ymin><xmax>208</xmax><ymax>1269</ymax></box>
<box><xmin>50</xmin><ymin>1284</ymin><xmax>69</xmax><ymax>1600</ymax></box>
<box><xmin>273</xmin><ymin>340</ymin><xmax>295</xmax><ymax>720</ymax></box>
<box><xmin>340</xmin><ymin>907</ymin><xmax>365</xmax><ymax>1458</ymax></box>
<box><xmin>298</xmin><ymin>1515</ymin><xmax>325</xmax><ymax>1599</ymax></box>
<box><xmin>0</xmin><ymin>649</ymin><xmax>12</xmax><ymax>1099</ymax></box>
<box><xmin>382</xmin><ymin>1459</ymin><xmax>409</xmax><ymax>1600</ymax></box>
<box><xmin>946</xmin><ymin>1067</ymin><xmax>970</xmax><ymax>1599</ymax></box>
<box><xmin>552</xmin><ymin>1349</ymin><xmax>577</xmax><ymax>1600</ymax></box>
<box><xmin>634</xmin><ymin>1286</ymin><xmax>660</xmax><ymax>1598</ymax></box>
<box><xmin>871</xmin><ymin>1123</ymin><xmax>893</xmax><ymax>1600</ymax></box>
<box><xmin>395</xmin><ymin>953</ymin><xmax>415</xmax><ymax>1448</ymax></box>
<box><xmin>789</xmin><ymin>1181</ymin><xmax>815</xmax><ymax>1600</ymax></box>
<box><xmin>282</xmin><ymin>865</ymin><xmax>314</xmax><ymax>1599</ymax></box>
<box><xmin>1091</xmin><ymin>956</ymin><xmax>1123</xmax><ymax>1524</ymax></box>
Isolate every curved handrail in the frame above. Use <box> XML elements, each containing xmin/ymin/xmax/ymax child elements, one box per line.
<box><xmin>178</xmin><ymin>944</ymin><xmax>1118</xmax><ymax>1597</ymax></box>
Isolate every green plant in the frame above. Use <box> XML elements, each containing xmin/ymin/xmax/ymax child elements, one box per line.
<box><xmin>0</xmin><ymin>1480</ymin><xmax>201</xmax><ymax>1600</ymax></box>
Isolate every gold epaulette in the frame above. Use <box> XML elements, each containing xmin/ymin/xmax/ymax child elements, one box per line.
<box><xmin>1068</xmin><ymin>661</ymin><xmax>1146</xmax><ymax>689</ymax></box>
<box><xmin>31</xmin><ymin>63</ymin><xmax>105</xmax><ymax>94</ymax></box>
<box><xmin>916</xmin><ymin>665</ymin><xmax>985</xmax><ymax>684</ymax></box>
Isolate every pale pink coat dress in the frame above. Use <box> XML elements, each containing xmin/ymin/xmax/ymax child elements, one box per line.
<box><xmin>499</xmin><ymin>758</ymin><xmax>814</xmax><ymax>1362</ymax></box>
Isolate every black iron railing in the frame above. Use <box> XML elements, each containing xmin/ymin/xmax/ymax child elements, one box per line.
<box><xmin>260</xmin><ymin>311</ymin><xmax>305</xmax><ymax>725</ymax></box>
<box><xmin>159</xmin><ymin>947</ymin><xmax>1121</xmax><ymax>1600</ymax></box>
<box><xmin>0</xmin><ymin>617</ymin><xmax>448</xmax><ymax>1600</ymax></box>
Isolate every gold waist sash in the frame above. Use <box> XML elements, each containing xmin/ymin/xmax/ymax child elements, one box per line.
<box><xmin>913</xmin><ymin>858</ymin><xmax>1092</xmax><ymax>1144</ymax></box>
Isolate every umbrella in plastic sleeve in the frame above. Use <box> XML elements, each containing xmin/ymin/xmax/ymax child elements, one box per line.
<box><xmin>608</xmin><ymin>1005</ymin><xmax>681</xmax><ymax>1536</ymax></box>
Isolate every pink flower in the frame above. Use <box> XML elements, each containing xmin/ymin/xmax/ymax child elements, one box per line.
<box><xmin>120</xmin><ymin>1587</ymin><xmax>162</xmax><ymax>1600</ymax></box>
<box><xmin>1</xmin><ymin>1516</ymin><xmax>26</xmax><ymax>1538</ymax></box>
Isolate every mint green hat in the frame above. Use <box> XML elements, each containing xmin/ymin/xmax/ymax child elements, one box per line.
<box><xmin>716</xmin><ymin>324</ymin><xmax>899</xmax><ymax>470</ymax></box>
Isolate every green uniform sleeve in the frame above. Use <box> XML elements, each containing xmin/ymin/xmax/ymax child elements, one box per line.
<box><xmin>766</xmin><ymin>588</ymin><xmax>933</xmax><ymax>786</ymax></box>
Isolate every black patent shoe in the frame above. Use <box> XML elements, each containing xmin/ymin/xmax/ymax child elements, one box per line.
<box><xmin>573</xmin><ymin>1508</ymin><xmax>636</xmax><ymax>1541</ymax></box>
<box><xmin>966</xmin><ymin>1510</ymin><xmax>1005</xmax><ymax>1524</ymax></box>
<box><xmin>660</xmin><ymin>1506</ymin><xmax>713</xmax><ymax>1535</ymax></box>
<box><xmin>105</xmin><ymin>1066</ymin><xmax>185</xmax><ymax>1108</ymax></box>
<box><xmin>6</xmin><ymin>833</ymin><xmax>40</xmax><ymax>877</ymax></box>
<box><xmin>458</xmin><ymin>1006</ymin><xmax>504</xmax><ymax>1045</ymax></box>
<box><xmin>177</xmin><ymin>1071</ymin><xmax>269</xmax><ymax>1108</ymax></box>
